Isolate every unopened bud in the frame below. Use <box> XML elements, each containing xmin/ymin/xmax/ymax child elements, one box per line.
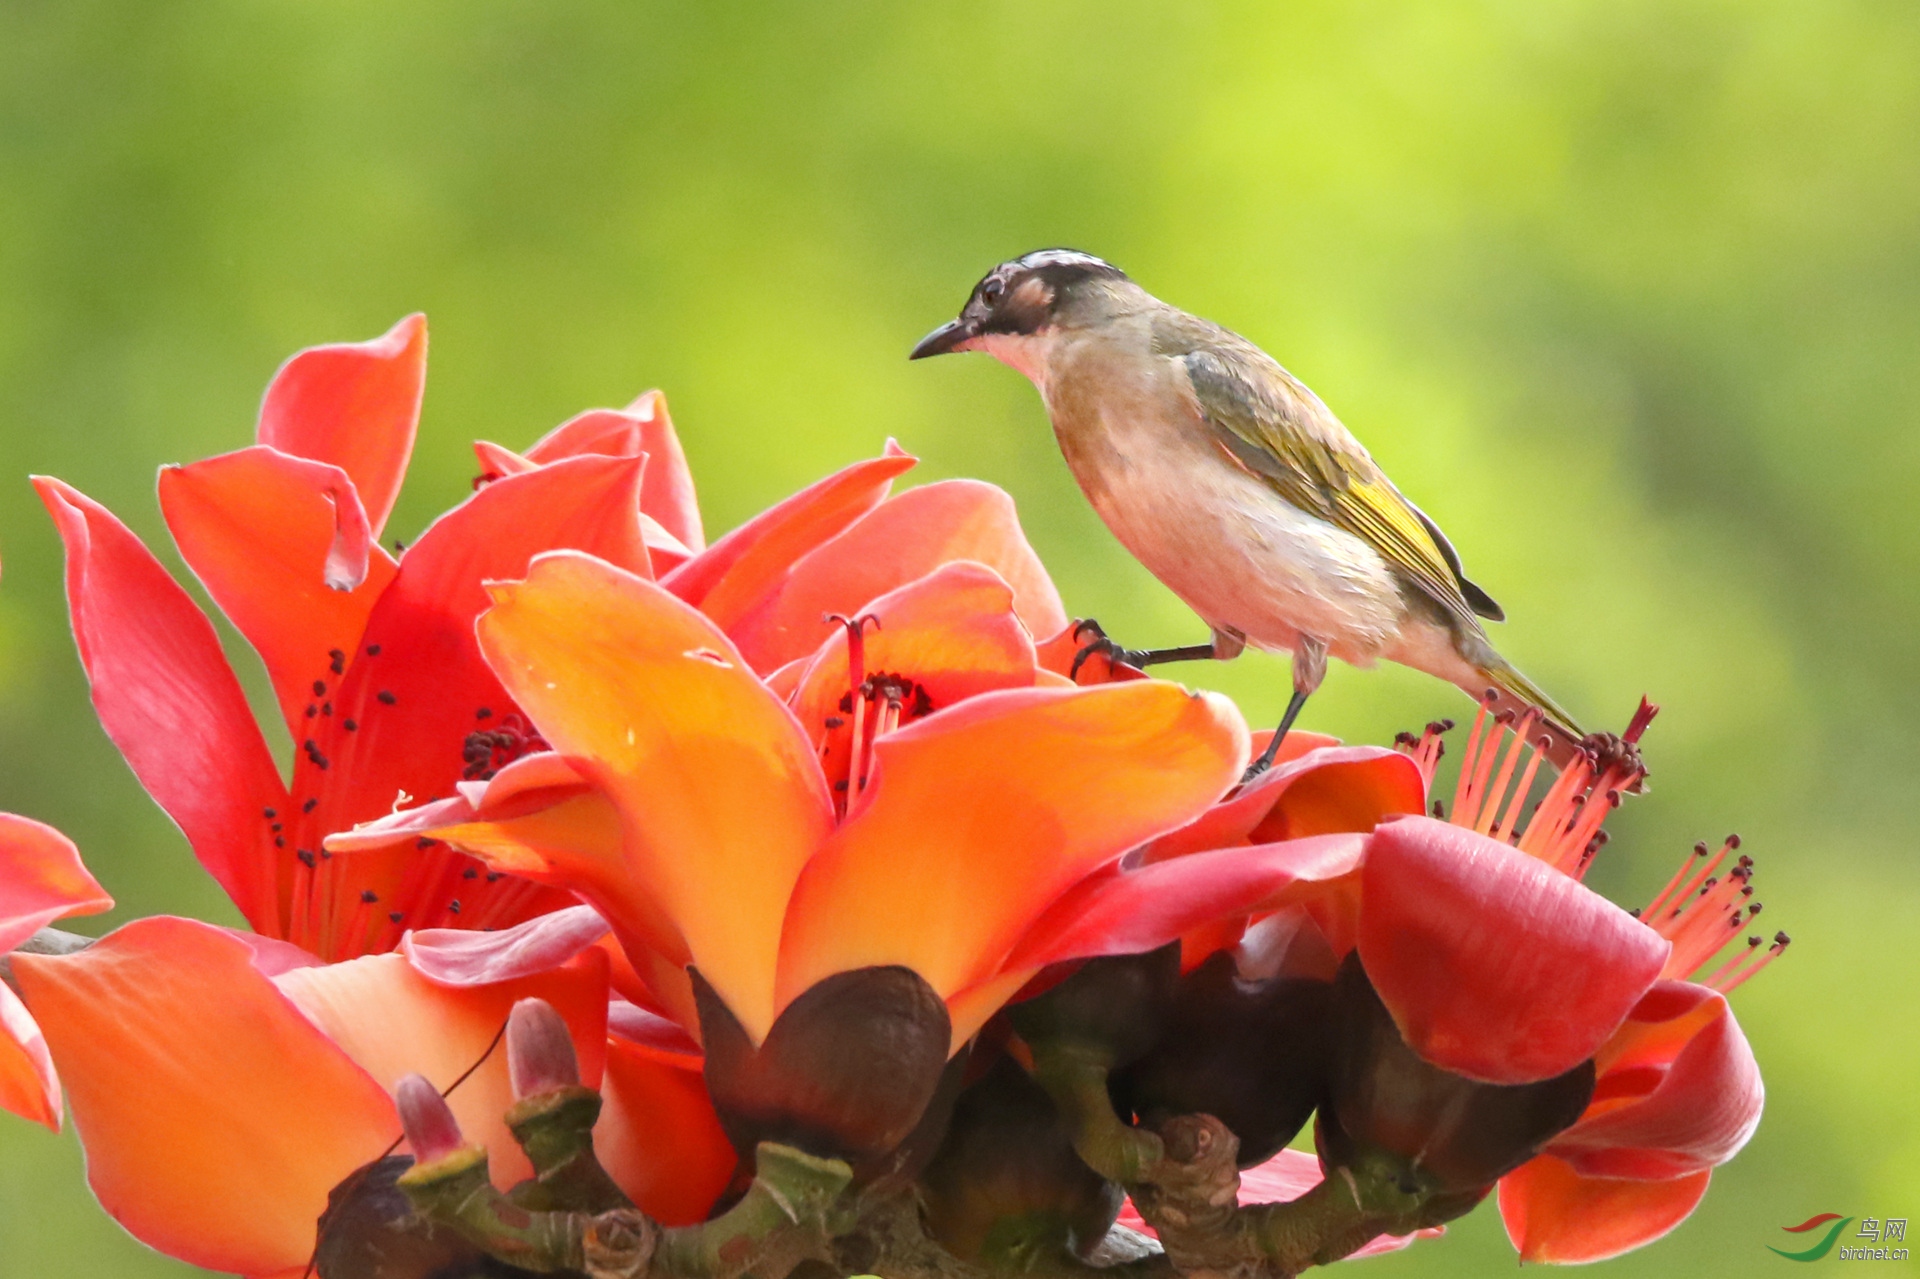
<box><xmin>395</xmin><ymin>1073</ymin><xmax>466</xmax><ymax>1165</ymax></box>
<box><xmin>507</xmin><ymin>997</ymin><xmax>580</xmax><ymax>1099</ymax></box>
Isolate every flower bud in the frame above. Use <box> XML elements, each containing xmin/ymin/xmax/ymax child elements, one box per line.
<box><xmin>507</xmin><ymin>996</ymin><xmax>581</xmax><ymax>1098</ymax></box>
<box><xmin>393</xmin><ymin>1073</ymin><xmax>466</xmax><ymax>1166</ymax></box>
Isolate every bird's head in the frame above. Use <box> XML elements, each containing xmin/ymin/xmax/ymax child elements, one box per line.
<box><xmin>910</xmin><ymin>249</ymin><xmax>1128</xmax><ymax>381</ymax></box>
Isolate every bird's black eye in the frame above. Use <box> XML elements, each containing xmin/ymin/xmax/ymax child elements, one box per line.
<box><xmin>979</xmin><ymin>279</ymin><xmax>1004</xmax><ymax>308</ymax></box>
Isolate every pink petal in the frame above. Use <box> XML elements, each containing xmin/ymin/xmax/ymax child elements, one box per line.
<box><xmin>34</xmin><ymin>477</ymin><xmax>288</xmax><ymax>933</ymax></box>
<box><xmin>256</xmin><ymin>314</ymin><xmax>426</xmax><ymax>539</ymax></box>
<box><xmin>403</xmin><ymin>904</ymin><xmax>611</xmax><ymax>987</ymax></box>
<box><xmin>0</xmin><ymin>813</ymin><xmax>112</xmax><ymax>953</ymax></box>
<box><xmin>1357</xmin><ymin>816</ymin><xmax>1669</xmax><ymax>1084</ymax></box>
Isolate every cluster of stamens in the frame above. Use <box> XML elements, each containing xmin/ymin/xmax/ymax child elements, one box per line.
<box><xmin>1395</xmin><ymin>692</ymin><xmax>1787</xmax><ymax>995</ymax></box>
<box><xmin>462</xmin><ymin>711</ymin><xmax>551</xmax><ymax>781</ymax></box>
<box><xmin>821</xmin><ymin>614</ymin><xmax>936</xmax><ymax>814</ymax></box>
<box><xmin>267</xmin><ymin>643</ymin><xmax>552</xmax><ymax>961</ymax></box>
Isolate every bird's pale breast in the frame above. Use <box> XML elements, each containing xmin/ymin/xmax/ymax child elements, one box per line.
<box><xmin>1042</xmin><ymin>330</ymin><xmax>1406</xmax><ymax>663</ymax></box>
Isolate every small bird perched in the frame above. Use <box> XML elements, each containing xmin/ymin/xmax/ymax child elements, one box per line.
<box><xmin>911</xmin><ymin>249</ymin><xmax>1584</xmax><ymax>778</ymax></box>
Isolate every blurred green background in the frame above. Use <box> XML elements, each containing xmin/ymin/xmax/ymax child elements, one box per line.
<box><xmin>1</xmin><ymin>1</ymin><xmax>1915</xmax><ymax>1273</ymax></box>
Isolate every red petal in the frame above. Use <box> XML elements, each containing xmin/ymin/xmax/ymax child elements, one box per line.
<box><xmin>0</xmin><ymin>813</ymin><xmax>112</xmax><ymax>952</ymax></box>
<box><xmin>274</xmin><ymin>946</ymin><xmax>610</xmax><ymax>1188</ymax></box>
<box><xmin>256</xmin><ymin>313</ymin><xmax>426</xmax><ymax>538</ymax></box>
<box><xmin>10</xmin><ymin>917</ymin><xmax>397</xmax><ymax>1275</ymax></box>
<box><xmin>292</xmin><ymin>456</ymin><xmax>652</xmax><ymax>952</ymax></box>
<box><xmin>596</xmin><ymin>1034</ymin><xmax>735</xmax><ymax>1225</ymax></box>
<box><xmin>1499</xmin><ymin>1155</ymin><xmax>1710</xmax><ymax>1263</ymax></box>
<box><xmin>665</xmin><ymin>449</ymin><xmax>917</xmax><ymax>625</ymax></box>
<box><xmin>1141</xmin><ymin>746</ymin><xmax>1424</xmax><ymax>864</ymax></box>
<box><xmin>728</xmin><ymin>480</ymin><xmax>1067</xmax><ymax>673</ymax></box>
<box><xmin>526</xmin><ymin>391</ymin><xmax>704</xmax><ymax>553</ymax></box>
<box><xmin>159</xmin><ymin>445</ymin><xmax>396</xmax><ymax>735</ymax></box>
<box><xmin>1358</xmin><ymin>816</ymin><xmax>1669</xmax><ymax>1084</ymax></box>
<box><xmin>34</xmin><ymin>477</ymin><xmax>287</xmax><ymax>933</ymax></box>
<box><xmin>1550</xmin><ymin>982</ymin><xmax>1762</xmax><ymax>1178</ymax></box>
<box><xmin>1004</xmin><ymin>834</ymin><xmax>1367</xmax><ymax>972</ymax></box>
<box><xmin>403</xmin><ymin>904</ymin><xmax>611</xmax><ymax>987</ymax></box>
<box><xmin>777</xmin><ymin>684</ymin><xmax>1246</xmax><ymax>1025</ymax></box>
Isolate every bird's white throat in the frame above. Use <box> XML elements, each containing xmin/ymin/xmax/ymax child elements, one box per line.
<box><xmin>970</xmin><ymin>330</ymin><xmax>1056</xmax><ymax>396</ymax></box>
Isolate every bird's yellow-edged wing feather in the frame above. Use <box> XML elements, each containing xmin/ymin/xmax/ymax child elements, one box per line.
<box><xmin>1174</xmin><ymin>344</ymin><xmax>1484</xmax><ymax>631</ymax></box>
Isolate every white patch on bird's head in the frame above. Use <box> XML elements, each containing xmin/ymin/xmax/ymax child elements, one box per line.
<box><xmin>1015</xmin><ymin>249</ymin><xmax>1120</xmax><ymax>275</ymax></box>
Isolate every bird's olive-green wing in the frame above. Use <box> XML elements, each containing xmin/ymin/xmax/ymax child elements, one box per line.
<box><xmin>1176</xmin><ymin>345</ymin><xmax>1496</xmax><ymax>629</ymax></box>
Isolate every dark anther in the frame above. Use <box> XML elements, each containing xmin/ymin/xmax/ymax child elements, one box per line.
<box><xmin>360</xmin><ymin>890</ymin><xmax>379</xmax><ymax>904</ymax></box>
<box><xmin>366</xmin><ymin>644</ymin><xmax>382</xmax><ymax>656</ymax></box>
<box><xmin>297</xmin><ymin>850</ymin><xmax>317</xmax><ymax>868</ymax></box>
<box><xmin>312</xmin><ymin>680</ymin><xmax>327</xmax><ymax>697</ymax></box>
<box><xmin>304</xmin><ymin>739</ymin><xmax>318</xmax><ymax>752</ymax></box>
<box><xmin>377</xmin><ymin>690</ymin><xmax>397</xmax><ymax>705</ymax></box>
<box><xmin>462</xmin><ymin>867</ymin><xmax>479</xmax><ymax>880</ymax></box>
<box><xmin>270</xmin><ymin>823</ymin><xmax>282</xmax><ymax>833</ymax></box>
<box><xmin>416</xmin><ymin>838</ymin><xmax>436</xmax><ymax>850</ymax></box>
<box><xmin>475</xmin><ymin>707</ymin><xmax>493</xmax><ymax>720</ymax></box>
<box><xmin>328</xmin><ymin>649</ymin><xmax>346</xmax><ymax>675</ymax></box>
<box><xmin>1694</xmin><ymin>841</ymin><xmax>1710</xmax><ymax>857</ymax></box>
<box><xmin>393</xmin><ymin>540</ymin><xmax>407</xmax><ymax>553</ymax></box>
<box><xmin>473</xmin><ymin>470</ymin><xmax>502</xmax><ymax>489</ymax></box>
<box><xmin>1774</xmin><ymin>931</ymin><xmax>1791</xmax><ymax>946</ymax></box>
<box><xmin>834</xmin><ymin>780</ymin><xmax>849</xmax><ymax>792</ymax></box>
<box><xmin>485</xmin><ymin>872</ymin><xmax>503</xmax><ymax>883</ymax></box>
<box><xmin>1727</xmin><ymin>833</ymin><xmax>1742</xmax><ymax>850</ymax></box>
<box><xmin>389</xmin><ymin>911</ymin><xmax>404</xmax><ymax>924</ymax></box>
<box><xmin>275</xmin><ymin>837</ymin><xmax>285</xmax><ymax>848</ymax></box>
<box><xmin>304</xmin><ymin>797</ymin><xmax>319</xmax><ymax>813</ymax></box>
<box><xmin>824</xmin><ymin>715</ymin><xmax>845</xmax><ymax>729</ymax></box>
<box><xmin>342</xmin><ymin>718</ymin><xmax>357</xmax><ymax>731</ymax></box>
<box><xmin>322</xmin><ymin>702</ymin><xmax>332</xmax><ymax>716</ymax></box>
<box><xmin>1432</xmin><ymin>800</ymin><xmax>1447</xmax><ymax>819</ymax></box>
<box><xmin>447</xmin><ymin>900</ymin><xmax>461</xmax><ymax>915</ymax></box>
<box><xmin>263</xmin><ymin>807</ymin><xmax>277</xmax><ymax>819</ymax></box>
<box><xmin>460</xmin><ymin>713</ymin><xmax>550</xmax><ymax>781</ymax></box>
<box><xmin>314</xmin><ymin>755</ymin><xmax>330</xmax><ymax>770</ymax></box>
<box><xmin>305</xmin><ymin>705</ymin><xmax>317</xmax><ymax>718</ymax></box>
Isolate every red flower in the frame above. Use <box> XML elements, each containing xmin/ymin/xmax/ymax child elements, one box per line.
<box><xmin>37</xmin><ymin>316</ymin><xmax>680</xmax><ymax>958</ymax></box>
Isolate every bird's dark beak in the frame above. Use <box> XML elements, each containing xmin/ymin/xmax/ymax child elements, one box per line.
<box><xmin>909</xmin><ymin>317</ymin><xmax>977</xmax><ymax>360</ymax></box>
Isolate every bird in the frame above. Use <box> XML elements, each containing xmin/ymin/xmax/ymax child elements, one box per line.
<box><xmin>910</xmin><ymin>248</ymin><xmax>1585</xmax><ymax>779</ymax></box>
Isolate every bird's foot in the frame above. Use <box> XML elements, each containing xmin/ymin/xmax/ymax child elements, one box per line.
<box><xmin>1069</xmin><ymin>620</ymin><xmax>1220</xmax><ymax>681</ymax></box>
<box><xmin>1068</xmin><ymin>619</ymin><xmax>1148</xmax><ymax>681</ymax></box>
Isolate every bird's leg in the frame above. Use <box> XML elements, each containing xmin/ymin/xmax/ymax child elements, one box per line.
<box><xmin>1069</xmin><ymin>620</ymin><xmax>1243</xmax><ymax>681</ymax></box>
<box><xmin>1243</xmin><ymin>637</ymin><xmax>1328</xmax><ymax>782</ymax></box>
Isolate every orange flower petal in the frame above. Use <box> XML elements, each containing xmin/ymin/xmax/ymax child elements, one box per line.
<box><xmin>256</xmin><ymin>314</ymin><xmax>426</xmax><ymax>538</ymax></box>
<box><xmin>478</xmin><ymin>551</ymin><xmax>834</xmax><ymax>1044</ymax></box>
<box><xmin>274</xmin><ymin>946</ymin><xmax>609</xmax><ymax>1188</ymax></box>
<box><xmin>790</xmin><ymin>562</ymin><xmax>1039</xmax><ymax>792</ymax></box>
<box><xmin>35</xmin><ymin>477</ymin><xmax>288</xmax><ymax>933</ymax></box>
<box><xmin>1498</xmin><ymin>1155</ymin><xmax>1710</xmax><ymax>1263</ymax></box>
<box><xmin>159</xmin><ymin>445</ymin><xmax>397</xmax><ymax>735</ymax></box>
<box><xmin>596</xmin><ymin>1036</ymin><xmax>736</xmax><ymax>1225</ymax></box>
<box><xmin>729</xmin><ymin>480</ymin><xmax>1066</xmax><ymax>673</ymax></box>
<box><xmin>667</xmin><ymin>449</ymin><xmax>916</xmax><ymax>627</ymax></box>
<box><xmin>776</xmin><ymin>683</ymin><xmax>1247</xmax><ymax>1018</ymax></box>
<box><xmin>0</xmin><ymin>981</ymin><xmax>60</xmax><ymax>1129</ymax></box>
<box><xmin>10</xmin><ymin>917</ymin><xmax>396</xmax><ymax>1275</ymax></box>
